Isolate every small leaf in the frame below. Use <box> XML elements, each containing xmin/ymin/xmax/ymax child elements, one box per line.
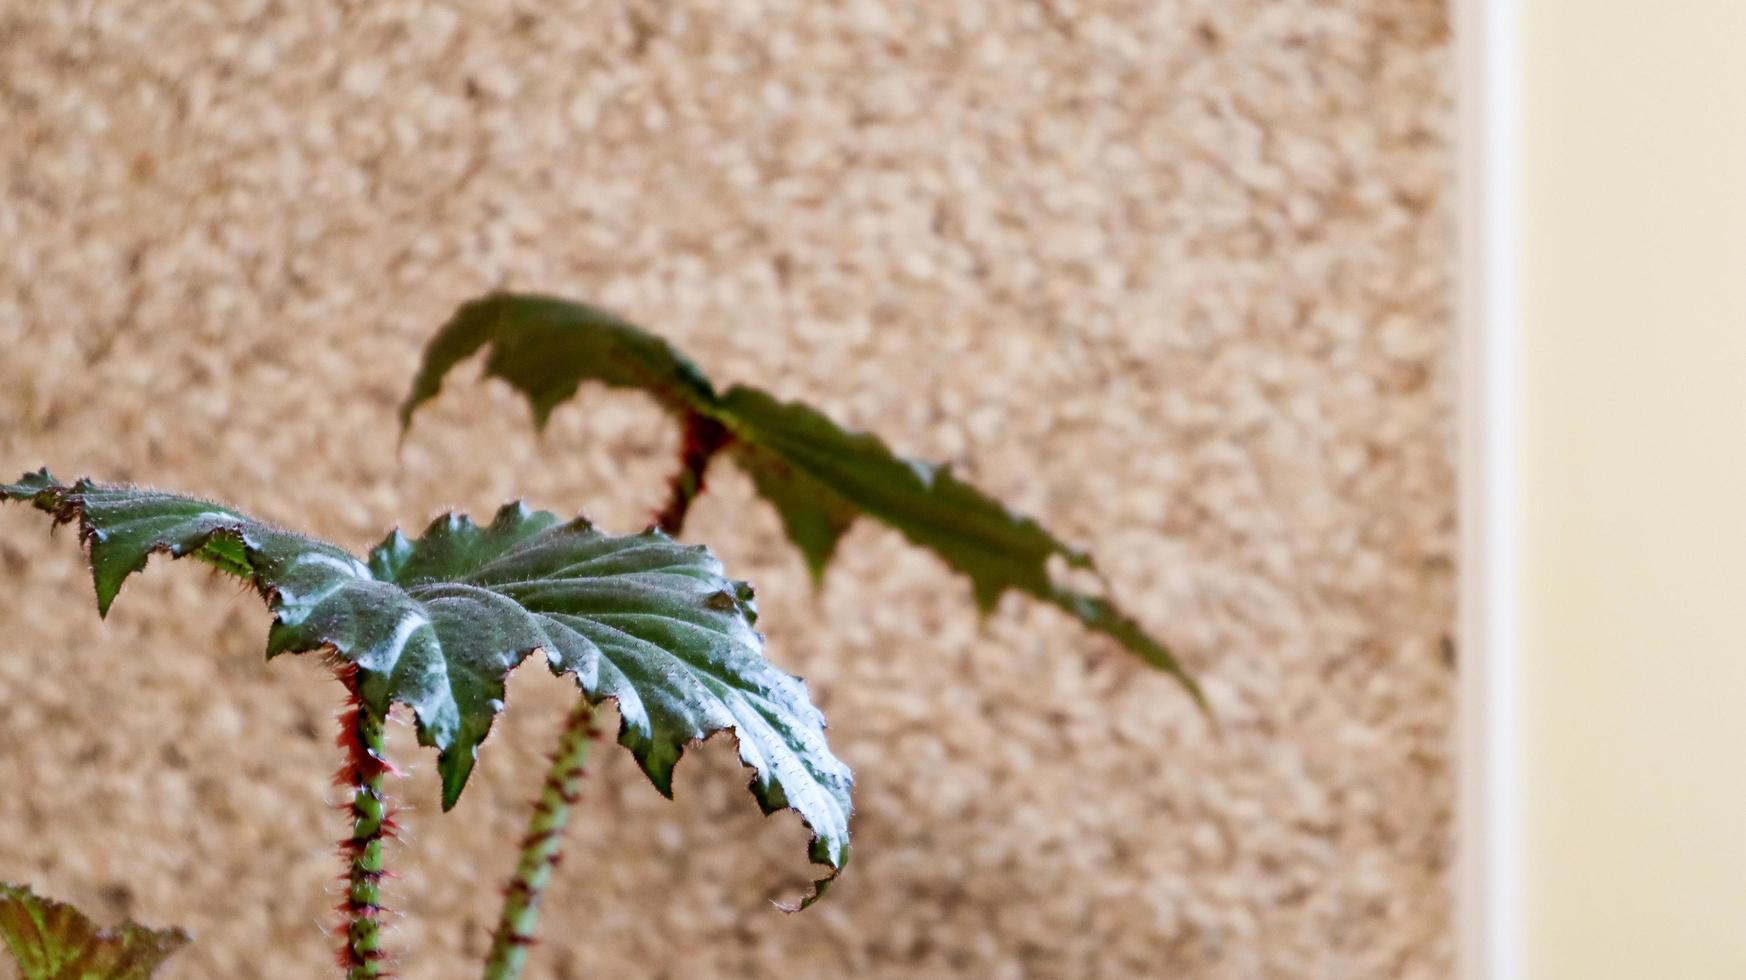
<box><xmin>401</xmin><ymin>293</ymin><xmax>1202</xmax><ymax>705</ymax></box>
<box><xmin>0</xmin><ymin>881</ymin><xmax>189</xmax><ymax>979</ymax></box>
<box><xmin>2</xmin><ymin>472</ymin><xmax>852</xmax><ymax>901</ymax></box>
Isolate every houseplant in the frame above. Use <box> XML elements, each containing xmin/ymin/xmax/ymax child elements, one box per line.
<box><xmin>1</xmin><ymin>291</ymin><xmax>1199</xmax><ymax>977</ymax></box>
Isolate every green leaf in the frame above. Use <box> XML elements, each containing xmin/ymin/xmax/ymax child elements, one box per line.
<box><xmin>717</xmin><ymin>386</ymin><xmax>1090</xmax><ymax>608</ymax></box>
<box><xmin>1</xmin><ymin>470</ymin><xmax>852</xmax><ymax>900</ymax></box>
<box><xmin>401</xmin><ymin>293</ymin><xmax>717</xmax><ymax>430</ymax></box>
<box><xmin>0</xmin><ymin>882</ymin><xmax>189</xmax><ymax>979</ymax></box>
<box><xmin>401</xmin><ymin>292</ymin><xmax>1202</xmax><ymax>705</ymax></box>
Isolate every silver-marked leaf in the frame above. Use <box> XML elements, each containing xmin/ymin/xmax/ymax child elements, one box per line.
<box><xmin>0</xmin><ymin>881</ymin><xmax>189</xmax><ymax>979</ymax></box>
<box><xmin>1</xmin><ymin>470</ymin><xmax>851</xmax><ymax>902</ymax></box>
<box><xmin>401</xmin><ymin>292</ymin><xmax>1201</xmax><ymax>705</ymax></box>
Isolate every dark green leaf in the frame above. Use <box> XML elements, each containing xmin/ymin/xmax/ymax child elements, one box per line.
<box><xmin>1</xmin><ymin>470</ymin><xmax>852</xmax><ymax>900</ymax></box>
<box><xmin>0</xmin><ymin>881</ymin><xmax>189</xmax><ymax>979</ymax></box>
<box><xmin>401</xmin><ymin>293</ymin><xmax>717</xmax><ymax>430</ymax></box>
<box><xmin>401</xmin><ymin>292</ymin><xmax>1202</xmax><ymax>705</ymax></box>
<box><xmin>717</xmin><ymin>386</ymin><xmax>1088</xmax><ymax>609</ymax></box>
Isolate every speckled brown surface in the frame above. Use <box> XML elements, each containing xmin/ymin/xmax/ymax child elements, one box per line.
<box><xmin>0</xmin><ymin>2</ymin><xmax>1453</xmax><ymax>977</ymax></box>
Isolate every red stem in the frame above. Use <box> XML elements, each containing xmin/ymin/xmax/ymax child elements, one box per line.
<box><xmin>334</xmin><ymin>665</ymin><xmax>397</xmax><ymax>978</ymax></box>
<box><xmin>653</xmin><ymin>413</ymin><xmax>730</xmax><ymax>534</ymax></box>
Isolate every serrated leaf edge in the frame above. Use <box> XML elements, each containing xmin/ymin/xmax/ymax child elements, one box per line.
<box><xmin>0</xmin><ymin>880</ymin><xmax>191</xmax><ymax>978</ymax></box>
<box><xmin>1</xmin><ymin>470</ymin><xmax>850</xmax><ymax>900</ymax></box>
<box><xmin>398</xmin><ymin>294</ymin><xmax>1201</xmax><ymax>704</ymax></box>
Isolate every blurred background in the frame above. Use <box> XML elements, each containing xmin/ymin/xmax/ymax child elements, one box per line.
<box><xmin>0</xmin><ymin>2</ymin><xmax>1451</xmax><ymax>977</ymax></box>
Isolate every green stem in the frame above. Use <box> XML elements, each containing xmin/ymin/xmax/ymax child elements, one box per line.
<box><xmin>337</xmin><ymin>672</ymin><xmax>393</xmax><ymax>979</ymax></box>
<box><xmin>482</xmin><ymin>699</ymin><xmax>599</xmax><ymax>980</ymax></box>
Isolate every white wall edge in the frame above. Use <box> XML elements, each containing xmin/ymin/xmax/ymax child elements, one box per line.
<box><xmin>1456</xmin><ymin>0</ymin><xmax>1522</xmax><ymax>977</ymax></box>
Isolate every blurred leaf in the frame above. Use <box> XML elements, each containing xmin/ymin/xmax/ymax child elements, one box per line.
<box><xmin>403</xmin><ymin>293</ymin><xmax>1201</xmax><ymax>705</ymax></box>
<box><xmin>0</xmin><ymin>882</ymin><xmax>189</xmax><ymax>979</ymax></box>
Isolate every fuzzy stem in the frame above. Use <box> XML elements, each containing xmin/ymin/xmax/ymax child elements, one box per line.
<box><xmin>653</xmin><ymin>413</ymin><xmax>730</xmax><ymax>534</ymax></box>
<box><xmin>481</xmin><ymin>699</ymin><xmax>600</xmax><ymax>980</ymax></box>
<box><xmin>336</xmin><ymin>669</ymin><xmax>394</xmax><ymax>979</ymax></box>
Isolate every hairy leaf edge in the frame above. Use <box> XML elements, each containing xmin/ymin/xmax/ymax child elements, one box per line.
<box><xmin>0</xmin><ymin>470</ymin><xmax>850</xmax><ymax>903</ymax></box>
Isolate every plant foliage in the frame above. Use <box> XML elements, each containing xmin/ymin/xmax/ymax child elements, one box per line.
<box><xmin>0</xmin><ymin>882</ymin><xmax>189</xmax><ymax>980</ymax></box>
<box><xmin>403</xmin><ymin>293</ymin><xmax>1201</xmax><ymax>704</ymax></box>
<box><xmin>0</xmin><ymin>470</ymin><xmax>852</xmax><ymax>902</ymax></box>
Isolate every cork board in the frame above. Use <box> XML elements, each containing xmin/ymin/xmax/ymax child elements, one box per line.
<box><xmin>0</xmin><ymin>2</ymin><xmax>1453</xmax><ymax>976</ymax></box>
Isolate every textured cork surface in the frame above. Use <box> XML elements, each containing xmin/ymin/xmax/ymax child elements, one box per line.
<box><xmin>0</xmin><ymin>2</ymin><xmax>1453</xmax><ymax>977</ymax></box>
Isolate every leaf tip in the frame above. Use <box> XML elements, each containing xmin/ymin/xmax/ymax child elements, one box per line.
<box><xmin>2</xmin><ymin>469</ymin><xmax>69</xmax><ymax>524</ymax></box>
<box><xmin>1</xmin><ymin>466</ymin><xmax>59</xmax><ymax>499</ymax></box>
<box><xmin>801</xmin><ymin>554</ymin><xmax>832</xmax><ymax>593</ymax></box>
<box><xmin>492</xmin><ymin>499</ymin><xmax>534</xmax><ymax>527</ymax></box>
<box><xmin>774</xmin><ymin>839</ymin><xmax>849</xmax><ymax>912</ymax></box>
<box><xmin>971</xmin><ymin>581</ymin><xmax>1006</xmax><ymax>617</ymax></box>
<box><xmin>1045</xmin><ymin>586</ymin><xmax>1206</xmax><ymax>710</ymax></box>
<box><xmin>437</xmin><ymin>745</ymin><xmax>477</xmax><ymax>812</ymax></box>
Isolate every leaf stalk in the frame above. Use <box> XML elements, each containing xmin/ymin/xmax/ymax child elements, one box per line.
<box><xmin>337</xmin><ymin>667</ymin><xmax>395</xmax><ymax>979</ymax></box>
<box><xmin>653</xmin><ymin>413</ymin><xmax>730</xmax><ymax>534</ymax></box>
<box><xmin>482</xmin><ymin>699</ymin><xmax>600</xmax><ymax>980</ymax></box>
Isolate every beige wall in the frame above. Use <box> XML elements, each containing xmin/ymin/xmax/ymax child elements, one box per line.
<box><xmin>0</xmin><ymin>3</ymin><xmax>1451</xmax><ymax>977</ymax></box>
<box><xmin>1513</xmin><ymin>0</ymin><xmax>1746</xmax><ymax>976</ymax></box>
